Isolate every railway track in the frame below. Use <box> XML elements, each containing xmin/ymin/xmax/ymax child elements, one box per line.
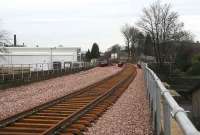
<box><xmin>0</xmin><ymin>64</ymin><xmax>137</xmax><ymax>135</ymax></box>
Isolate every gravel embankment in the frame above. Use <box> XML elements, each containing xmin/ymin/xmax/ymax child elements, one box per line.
<box><xmin>0</xmin><ymin>66</ymin><xmax>121</xmax><ymax>121</ymax></box>
<box><xmin>85</xmin><ymin>69</ymin><xmax>153</xmax><ymax>135</ymax></box>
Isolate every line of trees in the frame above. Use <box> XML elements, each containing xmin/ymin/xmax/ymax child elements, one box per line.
<box><xmin>85</xmin><ymin>42</ymin><xmax>100</xmax><ymax>61</ymax></box>
<box><xmin>0</xmin><ymin>25</ymin><xmax>10</xmax><ymax>56</ymax></box>
<box><xmin>0</xmin><ymin>31</ymin><xmax>9</xmax><ymax>45</ymax></box>
<box><xmin>121</xmin><ymin>1</ymin><xmax>194</xmax><ymax>72</ymax></box>
<box><xmin>121</xmin><ymin>25</ymin><xmax>145</xmax><ymax>61</ymax></box>
<box><xmin>0</xmin><ymin>20</ymin><xmax>10</xmax><ymax>47</ymax></box>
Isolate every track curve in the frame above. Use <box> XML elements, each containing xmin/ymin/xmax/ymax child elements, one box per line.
<box><xmin>0</xmin><ymin>64</ymin><xmax>137</xmax><ymax>135</ymax></box>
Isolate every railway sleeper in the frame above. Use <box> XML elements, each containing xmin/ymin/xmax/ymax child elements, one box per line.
<box><xmin>19</xmin><ymin>118</ymin><xmax>59</xmax><ymax>124</ymax></box>
<box><xmin>9</xmin><ymin>122</ymin><xmax>53</xmax><ymax>128</ymax></box>
<box><xmin>62</xmin><ymin>128</ymin><xmax>82</xmax><ymax>135</ymax></box>
<box><xmin>41</xmin><ymin>110</ymin><xmax>78</xmax><ymax>114</ymax></box>
<box><xmin>0</xmin><ymin>126</ymin><xmax>45</xmax><ymax>133</ymax></box>
<box><xmin>0</xmin><ymin>132</ymin><xmax>38</xmax><ymax>135</ymax></box>
<box><xmin>0</xmin><ymin>65</ymin><xmax>136</xmax><ymax>135</ymax></box>
<box><xmin>36</xmin><ymin>112</ymin><xmax>69</xmax><ymax>117</ymax></box>
<box><xmin>28</xmin><ymin>115</ymin><xmax>66</xmax><ymax>120</ymax></box>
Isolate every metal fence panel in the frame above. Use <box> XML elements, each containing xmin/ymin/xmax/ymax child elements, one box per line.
<box><xmin>0</xmin><ymin>62</ymin><xmax>96</xmax><ymax>83</ymax></box>
<box><xmin>142</xmin><ymin>63</ymin><xmax>200</xmax><ymax>135</ymax></box>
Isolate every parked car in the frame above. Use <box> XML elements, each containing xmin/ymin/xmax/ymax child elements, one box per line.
<box><xmin>98</xmin><ymin>60</ymin><xmax>109</xmax><ymax>67</ymax></box>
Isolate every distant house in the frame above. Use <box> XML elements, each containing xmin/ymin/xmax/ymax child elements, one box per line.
<box><xmin>140</xmin><ymin>53</ymin><xmax>156</xmax><ymax>63</ymax></box>
<box><xmin>80</xmin><ymin>51</ymin><xmax>87</xmax><ymax>61</ymax></box>
<box><xmin>118</xmin><ymin>51</ymin><xmax>128</xmax><ymax>62</ymax></box>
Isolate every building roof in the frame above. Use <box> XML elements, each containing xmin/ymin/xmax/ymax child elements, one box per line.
<box><xmin>0</xmin><ymin>46</ymin><xmax>80</xmax><ymax>49</ymax></box>
<box><xmin>0</xmin><ymin>46</ymin><xmax>81</xmax><ymax>56</ymax></box>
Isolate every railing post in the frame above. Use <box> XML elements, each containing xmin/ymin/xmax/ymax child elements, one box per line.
<box><xmin>29</xmin><ymin>64</ymin><xmax>31</xmax><ymax>80</ymax></box>
<box><xmin>2</xmin><ymin>65</ymin><xmax>4</xmax><ymax>82</ymax></box>
<box><xmin>146</xmin><ymin>70</ymin><xmax>150</xmax><ymax>97</ymax></box>
<box><xmin>64</xmin><ymin>63</ymin><xmax>66</xmax><ymax>73</ymax></box>
<box><xmin>47</xmin><ymin>63</ymin><xmax>50</xmax><ymax>75</ymax></box>
<box><xmin>152</xmin><ymin>78</ymin><xmax>156</xmax><ymax>132</ymax></box>
<box><xmin>12</xmin><ymin>64</ymin><xmax>14</xmax><ymax>80</ymax></box>
<box><xmin>53</xmin><ymin>63</ymin><xmax>55</xmax><ymax>74</ymax></box>
<box><xmin>42</xmin><ymin>63</ymin><xmax>44</xmax><ymax>77</ymax></box>
<box><xmin>143</xmin><ymin>62</ymin><xmax>200</xmax><ymax>135</ymax></box>
<box><xmin>21</xmin><ymin>64</ymin><xmax>23</xmax><ymax>80</ymax></box>
<box><xmin>147</xmin><ymin>71</ymin><xmax>152</xmax><ymax>109</ymax></box>
<box><xmin>36</xmin><ymin>64</ymin><xmax>38</xmax><ymax>80</ymax></box>
<box><xmin>148</xmin><ymin>73</ymin><xmax>154</xmax><ymax>130</ymax></box>
<box><xmin>156</xmin><ymin>82</ymin><xmax>161</xmax><ymax>135</ymax></box>
<box><xmin>163</xmin><ymin>99</ymin><xmax>171</xmax><ymax>135</ymax></box>
<box><xmin>144</xmin><ymin>68</ymin><xmax>148</xmax><ymax>92</ymax></box>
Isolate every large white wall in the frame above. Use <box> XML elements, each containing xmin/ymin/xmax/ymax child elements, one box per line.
<box><xmin>0</xmin><ymin>47</ymin><xmax>80</xmax><ymax>66</ymax></box>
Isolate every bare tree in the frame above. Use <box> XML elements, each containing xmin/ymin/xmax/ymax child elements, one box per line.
<box><xmin>0</xmin><ymin>22</ymin><xmax>10</xmax><ymax>60</ymax></box>
<box><xmin>121</xmin><ymin>24</ymin><xmax>132</xmax><ymax>60</ymax></box>
<box><xmin>137</xmin><ymin>1</ymin><xmax>192</xmax><ymax>69</ymax></box>
<box><xmin>129</xmin><ymin>27</ymin><xmax>139</xmax><ymax>58</ymax></box>
<box><xmin>173</xmin><ymin>30</ymin><xmax>194</xmax><ymax>42</ymax></box>
<box><xmin>0</xmin><ymin>31</ymin><xmax>9</xmax><ymax>61</ymax></box>
<box><xmin>0</xmin><ymin>31</ymin><xmax>9</xmax><ymax>46</ymax></box>
<box><xmin>129</xmin><ymin>27</ymin><xmax>145</xmax><ymax>61</ymax></box>
<box><xmin>0</xmin><ymin>20</ymin><xmax>10</xmax><ymax>47</ymax></box>
<box><xmin>110</xmin><ymin>44</ymin><xmax>121</xmax><ymax>54</ymax></box>
<box><xmin>121</xmin><ymin>25</ymin><xmax>143</xmax><ymax>61</ymax></box>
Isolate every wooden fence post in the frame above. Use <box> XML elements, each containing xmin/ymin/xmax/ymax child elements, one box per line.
<box><xmin>29</xmin><ymin>64</ymin><xmax>31</xmax><ymax>81</ymax></box>
<box><xmin>21</xmin><ymin>64</ymin><xmax>24</xmax><ymax>80</ymax></box>
<box><xmin>12</xmin><ymin>64</ymin><xmax>15</xmax><ymax>80</ymax></box>
<box><xmin>36</xmin><ymin>64</ymin><xmax>38</xmax><ymax>80</ymax></box>
<box><xmin>2</xmin><ymin>65</ymin><xmax>4</xmax><ymax>82</ymax></box>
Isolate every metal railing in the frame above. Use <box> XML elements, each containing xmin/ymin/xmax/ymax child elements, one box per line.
<box><xmin>0</xmin><ymin>62</ymin><xmax>95</xmax><ymax>82</ymax></box>
<box><xmin>142</xmin><ymin>63</ymin><xmax>200</xmax><ymax>135</ymax></box>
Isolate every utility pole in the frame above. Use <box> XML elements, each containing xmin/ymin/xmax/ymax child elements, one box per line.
<box><xmin>50</xmin><ymin>48</ymin><xmax>53</xmax><ymax>69</ymax></box>
<box><xmin>14</xmin><ymin>34</ymin><xmax>17</xmax><ymax>47</ymax></box>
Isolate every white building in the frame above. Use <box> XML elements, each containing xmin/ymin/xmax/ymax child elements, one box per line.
<box><xmin>0</xmin><ymin>47</ymin><xmax>81</xmax><ymax>70</ymax></box>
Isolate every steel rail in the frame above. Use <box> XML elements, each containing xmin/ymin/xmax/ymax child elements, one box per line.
<box><xmin>0</xmin><ymin>65</ymin><xmax>126</xmax><ymax>128</ymax></box>
<box><xmin>43</xmin><ymin>70</ymin><xmax>135</xmax><ymax>135</ymax></box>
<box><xmin>0</xmin><ymin>64</ymin><xmax>136</xmax><ymax>135</ymax></box>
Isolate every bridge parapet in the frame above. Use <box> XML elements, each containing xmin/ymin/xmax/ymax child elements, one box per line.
<box><xmin>142</xmin><ymin>63</ymin><xmax>200</xmax><ymax>135</ymax></box>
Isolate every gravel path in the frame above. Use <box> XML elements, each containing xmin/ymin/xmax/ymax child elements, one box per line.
<box><xmin>85</xmin><ymin>69</ymin><xmax>153</xmax><ymax>135</ymax></box>
<box><xmin>0</xmin><ymin>66</ymin><xmax>121</xmax><ymax>121</ymax></box>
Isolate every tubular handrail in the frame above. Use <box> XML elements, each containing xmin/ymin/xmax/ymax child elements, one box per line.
<box><xmin>142</xmin><ymin>63</ymin><xmax>200</xmax><ymax>135</ymax></box>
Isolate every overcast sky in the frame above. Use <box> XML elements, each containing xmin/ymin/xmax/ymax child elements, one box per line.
<box><xmin>0</xmin><ymin>0</ymin><xmax>200</xmax><ymax>52</ymax></box>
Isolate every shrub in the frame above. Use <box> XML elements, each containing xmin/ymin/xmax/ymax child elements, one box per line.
<box><xmin>187</xmin><ymin>63</ymin><xmax>200</xmax><ymax>75</ymax></box>
<box><xmin>187</xmin><ymin>54</ymin><xmax>200</xmax><ymax>76</ymax></box>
